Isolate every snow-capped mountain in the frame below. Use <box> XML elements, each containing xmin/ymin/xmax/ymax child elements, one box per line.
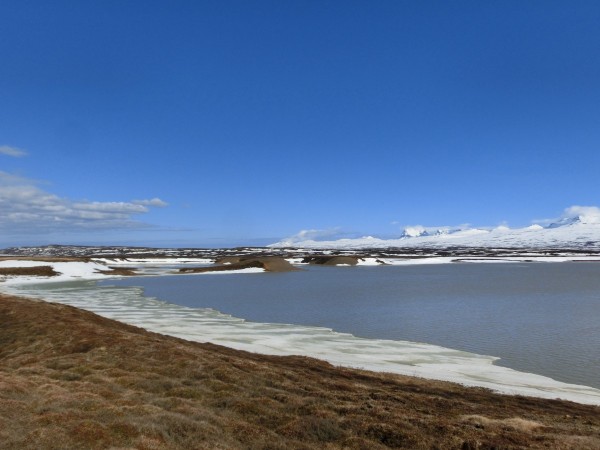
<box><xmin>270</xmin><ymin>207</ymin><xmax>600</xmax><ymax>250</ymax></box>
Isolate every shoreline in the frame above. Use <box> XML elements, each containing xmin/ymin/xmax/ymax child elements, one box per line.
<box><xmin>2</xmin><ymin>256</ymin><xmax>600</xmax><ymax>406</ymax></box>
<box><xmin>1</xmin><ymin>291</ymin><xmax>599</xmax><ymax>449</ymax></box>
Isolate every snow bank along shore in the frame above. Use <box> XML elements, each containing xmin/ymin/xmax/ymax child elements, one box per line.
<box><xmin>2</xmin><ymin>255</ymin><xmax>600</xmax><ymax>406</ymax></box>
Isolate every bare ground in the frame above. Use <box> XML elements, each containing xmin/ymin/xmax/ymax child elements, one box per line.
<box><xmin>1</xmin><ymin>293</ymin><xmax>599</xmax><ymax>449</ymax></box>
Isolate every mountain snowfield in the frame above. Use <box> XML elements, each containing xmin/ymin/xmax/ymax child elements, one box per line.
<box><xmin>270</xmin><ymin>206</ymin><xmax>600</xmax><ymax>249</ymax></box>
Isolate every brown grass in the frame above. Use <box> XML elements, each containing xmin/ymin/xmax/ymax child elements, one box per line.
<box><xmin>0</xmin><ymin>256</ymin><xmax>89</xmax><ymax>262</ymax></box>
<box><xmin>97</xmin><ymin>267</ymin><xmax>139</xmax><ymax>276</ymax></box>
<box><xmin>1</xmin><ymin>293</ymin><xmax>599</xmax><ymax>449</ymax></box>
<box><xmin>302</xmin><ymin>256</ymin><xmax>362</xmax><ymax>266</ymax></box>
<box><xmin>0</xmin><ymin>266</ymin><xmax>60</xmax><ymax>277</ymax></box>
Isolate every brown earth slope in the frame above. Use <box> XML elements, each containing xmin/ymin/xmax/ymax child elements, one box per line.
<box><xmin>0</xmin><ymin>294</ymin><xmax>599</xmax><ymax>449</ymax></box>
<box><xmin>180</xmin><ymin>256</ymin><xmax>298</xmax><ymax>274</ymax></box>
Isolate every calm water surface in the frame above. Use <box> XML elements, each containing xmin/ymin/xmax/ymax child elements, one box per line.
<box><xmin>108</xmin><ymin>263</ymin><xmax>600</xmax><ymax>388</ymax></box>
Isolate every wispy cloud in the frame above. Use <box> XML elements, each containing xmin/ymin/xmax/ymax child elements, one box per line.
<box><xmin>561</xmin><ymin>205</ymin><xmax>600</xmax><ymax>221</ymax></box>
<box><xmin>0</xmin><ymin>171</ymin><xmax>167</xmax><ymax>234</ymax></box>
<box><xmin>133</xmin><ymin>198</ymin><xmax>168</xmax><ymax>207</ymax></box>
<box><xmin>276</xmin><ymin>227</ymin><xmax>349</xmax><ymax>244</ymax></box>
<box><xmin>533</xmin><ymin>205</ymin><xmax>600</xmax><ymax>226</ymax></box>
<box><xmin>0</xmin><ymin>145</ymin><xmax>28</xmax><ymax>158</ymax></box>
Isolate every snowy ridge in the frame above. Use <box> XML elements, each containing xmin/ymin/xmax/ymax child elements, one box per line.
<box><xmin>270</xmin><ymin>206</ymin><xmax>600</xmax><ymax>250</ymax></box>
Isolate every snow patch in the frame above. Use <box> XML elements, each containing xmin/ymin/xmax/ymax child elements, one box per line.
<box><xmin>0</xmin><ymin>260</ymin><xmax>110</xmax><ymax>284</ymax></box>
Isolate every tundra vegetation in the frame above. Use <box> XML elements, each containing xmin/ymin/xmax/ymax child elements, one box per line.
<box><xmin>1</xmin><ymin>294</ymin><xmax>599</xmax><ymax>449</ymax></box>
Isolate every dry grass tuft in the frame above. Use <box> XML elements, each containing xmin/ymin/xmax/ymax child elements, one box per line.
<box><xmin>461</xmin><ymin>414</ymin><xmax>544</xmax><ymax>432</ymax></box>
<box><xmin>0</xmin><ymin>266</ymin><xmax>60</xmax><ymax>277</ymax></box>
<box><xmin>97</xmin><ymin>267</ymin><xmax>139</xmax><ymax>276</ymax></box>
<box><xmin>1</xmin><ymin>293</ymin><xmax>599</xmax><ymax>449</ymax></box>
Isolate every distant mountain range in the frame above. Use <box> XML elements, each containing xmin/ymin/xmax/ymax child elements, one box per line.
<box><xmin>2</xmin><ymin>208</ymin><xmax>600</xmax><ymax>254</ymax></box>
<box><xmin>270</xmin><ymin>211</ymin><xmax>600</xmax><ymax>250</ymax></box>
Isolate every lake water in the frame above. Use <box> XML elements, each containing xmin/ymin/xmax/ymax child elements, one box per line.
<box><xmin>106</xmin><ymin>262</ymin><xmax>600</xmax><ymax>389</ymax></box>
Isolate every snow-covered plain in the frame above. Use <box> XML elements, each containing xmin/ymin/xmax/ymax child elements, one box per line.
<box><xmin>1</xmin><ymin>257</ymin><xmax>600</xmax><ymax>405</ymax></box>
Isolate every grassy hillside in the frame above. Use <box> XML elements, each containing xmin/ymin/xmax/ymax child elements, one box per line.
<box><xmin>1</xmin><ymin>293</ymin><xmax>599</xmax><ymax>449</ymax></box>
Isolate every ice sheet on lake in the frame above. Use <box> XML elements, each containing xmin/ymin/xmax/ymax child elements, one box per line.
<box><xmin>5</xmin><ymin>280</ymin><xmax>600</xmax><ymax>406</ymax></box>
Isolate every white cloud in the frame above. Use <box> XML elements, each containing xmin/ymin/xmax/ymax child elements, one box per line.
<box><xmin>133</xmin><ymin>197</ymin><xmax>168</xmax><ymax>207</ymax></box>
<box><xmin>281</xmin><ymin>227</ymin><xmax>344</xmax><ymax>243</ymax></box>
<box><xmin>561</xmin><ymin>205</ymin><xmax>600</xmax><ymax>223</ymax></box>
<box><xmin>534</xmin><ymin>205</ymin><xmax>600</xmax><ymax>226</ymax></box>
<box><xmin>0</xmin><ymin>171</ymin><xmax>167</xmax><ymax>234</ymax></box>
<box><xmin>0</xmin><ymin>145</ymin><xmax>28</xmax><ymax>157</ymax></box>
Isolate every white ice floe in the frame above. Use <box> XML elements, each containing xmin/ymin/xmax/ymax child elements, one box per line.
<box><xmin>106</xmin><ymin>258</ymin><xmax>214</xmax><ymax>265</ymax></box>
<box><xmin>1</xmin><ymin>272</ymin><xmax>600</xmax><ymax>406</ymax></box>
<box><xmin>192</xmin><ymin>267</ymin><xmax>266</xmax><ymax>275</ymax></box>
<box><xmin>383</xmin><ymin>256</ymin><xmax>600</xmax><ymax>264</ymax></box>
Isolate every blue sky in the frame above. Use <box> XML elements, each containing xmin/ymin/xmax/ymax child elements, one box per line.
<box><xmin>1</xmin><ymin>1</ymin><xmax>599</xmax><ymax>247</ymax></box>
